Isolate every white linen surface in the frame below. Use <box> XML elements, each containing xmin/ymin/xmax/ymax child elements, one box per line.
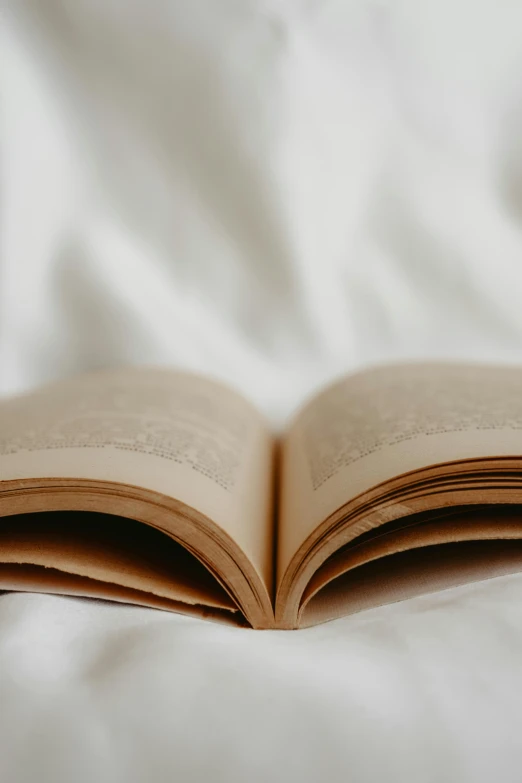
<box><xmin>3</xmin><ymin>1</ymin><xmax>522</xmax><ymax>780</ymax></box>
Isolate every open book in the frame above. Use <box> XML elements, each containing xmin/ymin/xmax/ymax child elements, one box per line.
<box><xmin>1</xmin><ymin>363</ymin><xmax>522</xmax><ymax>629</ymax></box>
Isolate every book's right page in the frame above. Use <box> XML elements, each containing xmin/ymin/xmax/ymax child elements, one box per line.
<box><xmin>277</xmin><ymin>363</ymin><xmax>522</xmax><ymax>626</ymax></box>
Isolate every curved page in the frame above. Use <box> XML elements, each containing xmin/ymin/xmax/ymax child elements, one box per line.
<box><xmin>279</xmin><ymin>363</ymin><xmax>522</xmax><ymax>584</ymax></box>
<box><xmin>0</xmin><ymin>368</ymin><xmax>274</xmax><ymax>597</ymax></box>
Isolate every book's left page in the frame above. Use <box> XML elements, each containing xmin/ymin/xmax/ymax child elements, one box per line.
<box><xmin>0</xmin><ymin>368</ymin><xmax>275</xmax><ymax>627</ymax></box>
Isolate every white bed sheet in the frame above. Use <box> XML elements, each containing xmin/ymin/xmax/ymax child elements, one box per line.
<box><xmin>3</xmin><ymin>1</ymin><xmax>522</xmax><ymax>780</ymax></box>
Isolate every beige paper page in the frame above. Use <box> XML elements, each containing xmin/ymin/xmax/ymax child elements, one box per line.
<box><xmin>0</xmin><ymin>368</ymin><xmax>274</xmax><ymax>589</ymax></box>
<box><xmin>301</xmin><ymin>540</ymin><xmax>522</xmax><ymax>627</ymax></box>
<box><xmin>279</xmin><ymin>363</ymin><xmax>522</xmax><ymax>582</ymax></box>
<box><xmin>0</xmin><ymin>510</ymin><xmax>236</xmax><ymax>610</ymax></box>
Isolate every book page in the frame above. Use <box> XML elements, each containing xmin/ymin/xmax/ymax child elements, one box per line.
<box><xmin>279</xmin><ymin>363</ymin><xmax>522</xmax><ymax>582</ymax></box>
<box><xmin>0</xmin><ymin>368</ymin><xmax>274</xmax><ymax>589</ymax></box>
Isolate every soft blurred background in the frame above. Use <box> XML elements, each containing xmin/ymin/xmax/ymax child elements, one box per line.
<box><xmin>5</xmin><ymin>0</ymin><xmax>522</xmax><ymax>424</ymax></box>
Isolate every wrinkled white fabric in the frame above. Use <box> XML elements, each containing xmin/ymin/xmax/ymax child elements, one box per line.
<box><xmin>3</xmin><ymin>1</ymin><xmax>522</xmax><ymax>781</ymax></box>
